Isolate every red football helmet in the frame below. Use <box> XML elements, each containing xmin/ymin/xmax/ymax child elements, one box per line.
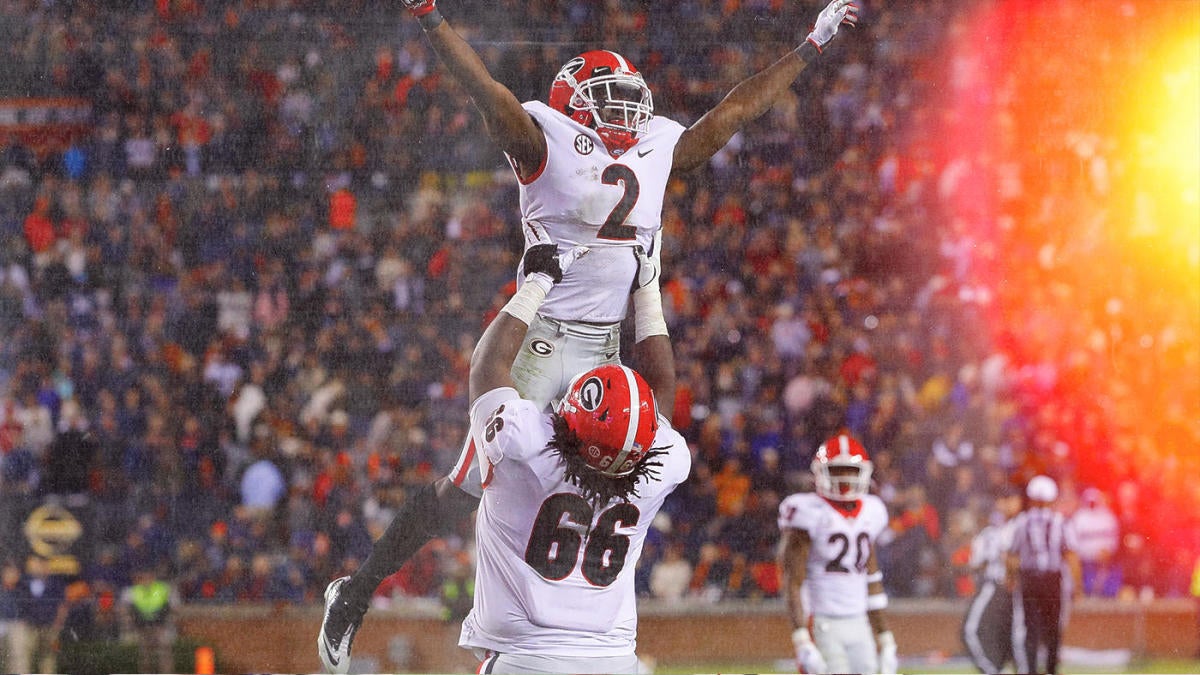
<box><xmin>812</xmin><ymin>432</ymin><xmax>873</xmax><ymax>501</ymax></box>
<box><xmin>547</xmin><ymin>50</ymin><xmax>653</xmax><ymax>157</ymax></box>
<box><xmin>556</xmin><ymin>364</ymin><xmax>658</xmax><ymax>477</ymax></box>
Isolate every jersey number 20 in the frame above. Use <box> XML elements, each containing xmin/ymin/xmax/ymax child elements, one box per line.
<box><xmin>826</xmin><ymin>532</ymin><xmax>872</xmax><ymax>574</ymax></box>
<box><xmin>525</xmin><ymin>493</ymin><xmax>640</xmax><ymax>587</ymax></box>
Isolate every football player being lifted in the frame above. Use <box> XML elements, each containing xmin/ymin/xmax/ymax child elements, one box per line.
<box><xmin>395</xmin><ymin>0</ymin><xmax>858</xmax><ymax>414</ymax></box>
<box><xmin>777</xmin><ymin>433</ymin><xmax>898</xmax><ymax>674</ymax></box>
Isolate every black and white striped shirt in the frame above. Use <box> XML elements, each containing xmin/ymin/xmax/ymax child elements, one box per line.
<box><xmin>971</xmin><ymin>520</ymin><xmax>1015</xmax><ymax>583</ymax></box>
<box><xmin>1010</xmin><ymin>506</ymin><xmax>1078</xmax><ymax>573</ymax></box>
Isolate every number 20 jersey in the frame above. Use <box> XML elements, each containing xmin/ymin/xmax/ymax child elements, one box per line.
<box><xmin>460</xmin><ymin>387</ymin><xmax>691</xmax><ymax>657</ymax></box>
<box><xmin>777</xmin><ymin>492</ymin><xmax>889</xmax><ymax>618</ymax></box>
<box><xmin>512</xmin><ymin>101</ymin><xmax>685</xmax><ymax>324</ymax></box>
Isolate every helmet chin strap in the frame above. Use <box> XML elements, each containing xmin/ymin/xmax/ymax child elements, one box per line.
<box><xmin>595</xmin><ymin>126</ymin><xmax>637</xmax><ymax>157</ymax></box>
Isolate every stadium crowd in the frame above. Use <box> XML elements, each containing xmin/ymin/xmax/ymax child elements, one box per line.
<box><xmin>0</xmin><ymin>0</ymin><xmax>1196</xmax><ymax>663</ymax></box>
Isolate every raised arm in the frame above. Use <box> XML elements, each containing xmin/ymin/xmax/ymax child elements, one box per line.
<box><xmin>402</xmin><ymin>0</ymin><xmax>546</xmax><ymax>177</ymax></box>
<box><xmin>671</xmin><ymin>0</ymin><xmax>858</xmax><ymax>173</ymax></box>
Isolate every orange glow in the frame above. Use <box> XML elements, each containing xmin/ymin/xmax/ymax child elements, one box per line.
<box><xmin>929</xmin><ymin>1</ymin><xmax>1200</xmax><ymax>544</ymax></box>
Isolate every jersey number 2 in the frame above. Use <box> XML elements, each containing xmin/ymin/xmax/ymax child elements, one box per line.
<box><xmin>524</xmin><ymin>493</ymin><xmax>640</xmax><ymax>587</ymax></box>
<box><xmin>597</xmin><ymin>164</ymin><xmax>639</xmax><ymax>240</ymax></box>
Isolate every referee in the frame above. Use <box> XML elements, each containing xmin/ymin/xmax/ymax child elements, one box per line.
<box><xmin>962</xmin><ymin>488</ymin><xmax>1021</xmax><ymax>673</ymax></box>
<box><xmin>1007</xmin><ymin>475</ymin><xmax>1081</xmax><ymax>675</ymax></box>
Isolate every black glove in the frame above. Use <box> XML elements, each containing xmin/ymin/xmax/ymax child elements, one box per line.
<box><xmin>522</xmin><ymin>244</ymin><xmax>565</xmax><ymax>284</ymax></box>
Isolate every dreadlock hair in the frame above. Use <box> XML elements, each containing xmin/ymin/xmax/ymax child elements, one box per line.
<box><xmin>548</xmin><ymin>413</ymin><xmax>667</xmax><ymax>508</ymax></box>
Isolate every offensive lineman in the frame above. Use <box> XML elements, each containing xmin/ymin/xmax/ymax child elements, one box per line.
<box><xmin>777</xmin><ymin>432</ymin><xmax>898</xmax><ymax>674</ymax></box>
<box><xmin>455</xmin><ymin>275</ymin><xmax>690</xmax><ymax>674</ymax></box>
<box><xmin>322</xmin><ymin>242</ymin><xmax>690</xmax><ymax>673</ymax></box>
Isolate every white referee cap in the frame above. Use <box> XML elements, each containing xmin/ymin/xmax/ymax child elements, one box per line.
<box><xmin>1026</xmin><ymin>475</ymin><xmax>1059</xmax><ymax>502</ymax></box>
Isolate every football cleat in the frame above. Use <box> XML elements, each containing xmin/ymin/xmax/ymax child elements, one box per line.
<box><xmin>317</xmin><ymin>576</ymin><xmax>366</xmax><ymax>674</ymax></box>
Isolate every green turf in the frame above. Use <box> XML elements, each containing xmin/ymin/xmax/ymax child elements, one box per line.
<box><xmin>654</xmin><ymin>657</ymin><xmax>1200</xmax><ymax>674</ymax></box>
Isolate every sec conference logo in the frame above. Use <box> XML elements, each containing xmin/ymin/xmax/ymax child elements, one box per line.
<box><xmin>574</xmin><ymin>134</ymin><xmax>594</xmax><ymax>155</ymax></box>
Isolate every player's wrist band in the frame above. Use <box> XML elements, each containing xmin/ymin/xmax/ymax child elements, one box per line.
<box><xmin>867</xmin><ymin>592</ymin><xmax>889</xmax><ymax>610</ymax></box>
<box><xmin>417</xmin><ymin>7</ymin><xmax>444</xmax><ymax>30</ymax></box>
<box><xmin>867</xmin><ymin>571</ymin><xmax>884</xmax><ymax>583</ymax></box>
<box><xmin>501</xmin><ymin>275</ymin><xmax>550</xmax><ymax>325</ymax></box>
<box><xmin>795</xmin><ymin>40</ymin><xmax>822</xmax><ymax>61</ymax></box>
<box><xmin>632</xmin><ymin>281</ymin><xmax>669</xmax><ymax>342</ymax></box>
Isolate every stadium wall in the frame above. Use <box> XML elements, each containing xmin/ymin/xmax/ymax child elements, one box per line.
<box><xmin>179</xmin><ymin>598</ymin><xmax>1197</xmax><ymax>672</ymax></box>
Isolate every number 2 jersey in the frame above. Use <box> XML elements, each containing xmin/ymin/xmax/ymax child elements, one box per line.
<box><xmin>511</xmin><ymin>101</ymin><xmax>685</xmax><ymax>324</ymax></box>
<box><xmin>777</xmin><ymin>492</ymin><xmax>889</xmax><ymax>618</ymax></box>
<box><xmin>459</xmin><ymin>387</ymin><xmax>691</xmax><ymax>657</ymax></box>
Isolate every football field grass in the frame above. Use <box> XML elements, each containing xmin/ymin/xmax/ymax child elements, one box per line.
<box><xmin>655</xmin><ymin>657</ymin><xmax>1200</xmax><ymax>674</ymax></box>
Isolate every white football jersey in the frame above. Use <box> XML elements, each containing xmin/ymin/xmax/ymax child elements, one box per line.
<box><xmin>512</xmin><ymin>101</ymin><xmax>685</xmax><ymax>324</ymax></box>
<box><xmin>778</xmin><ymin>492</ymin><xmax>889</xmax><ymax>617</ymax></box>
<box><xmin>459</xmin><ymin>387</ymin><xmax>691</xmax><ymax>657</ymax></box>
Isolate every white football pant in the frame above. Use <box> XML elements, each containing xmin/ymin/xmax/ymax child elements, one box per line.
<box><xmin>812</xmin><ymin>613</ymin><xmax>879</xmax><ymax>675</ymax></box>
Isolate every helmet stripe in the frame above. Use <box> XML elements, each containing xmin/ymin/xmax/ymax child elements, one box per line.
<box><xmin>607</xmin><ymin>50</ymin><xmax>630</xmax><ymax>72</ymax></box>
<box><xmin>605</xmin><ymin>365</ymin><xmax>641</xmax><ymax>474</ymax></box>
<box><xmin>839</xmin><ymin>434</ymin><xmax>850</xmax><ymax>458</ymax></box>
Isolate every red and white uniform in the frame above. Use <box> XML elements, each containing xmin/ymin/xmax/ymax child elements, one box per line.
<box><xmin>778</xmin><ymin>492</ymin><xmax>889</xmax><ymax>673</ymax></box>
<box><xmin>513</xmin><ymin>100</ymin><xmax>685</xmax><ymax>324</ymax></box>
<box><xmin>458</xmin><ymin>387</ymin><xmax>691</xmax><ymax>663</ymax></box>
<box><xmin>449</xmin><ymin>102</ymin><xmax>684</xmax><ymax>500</ymax></box>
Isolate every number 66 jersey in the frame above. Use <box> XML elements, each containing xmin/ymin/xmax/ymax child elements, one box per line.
<box><xmin>459</xmin><ymin>387</ymin><xmax>691</xmax><ymax>658</ymax></box>
<box><xmin>777</xmin><ymin>492</ymin><xmax>890</xmax><ymax>617</ymax></box>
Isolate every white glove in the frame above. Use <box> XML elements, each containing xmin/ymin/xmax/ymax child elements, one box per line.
<box><xmin>806</xmin><ymin>0</ymin><xmax>860</xmax><ymax>52</ymax></box>
<box><xmin>792</xmin><ymin>627</ymin><xmax>827</xmax><ymax>674</ymax></box>
<box><xmin>876</xmin><ymin>630</ymin><xmax>898</xmax><ymax>674</ymax></box>
<box><xmin>631</xmin><ymin>245</ymin><xmax>659</xmax><ymax>291</ymax></box>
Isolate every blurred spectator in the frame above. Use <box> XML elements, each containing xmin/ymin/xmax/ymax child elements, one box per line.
<box><xmin>119</xmin><ymin>565</ymin><xmax>179</xmax><ymax>674</ymax></box>
<box><xmin>712</xmin><ymin>457</ymin><xmax>751</xmax><ymax>518</ymax></box>
<box><xmin>0</xmin><ymin>560</ymin><xmax>21</xmax><ymax>673</ymax></box>
<box><xmin>438</xmin><ymin>553</ymin><xmax>474</xmax><ymax>624</ymax></box>
<box><xmin>649</xmin><ymin>542</ymin><xmax>692</xmax><ymax>602</ymax></box>
<box><xmin>239</xmin><ymin>436</ymin><xmax>287</xmax><ymax>519</ymax></box>
<box><xmin>688</xmin><ymin>542</ymin><xmax>734</xmax><ymax>602</ymax></box>
<box><xmin>40</xmin><ymin>405</ymin><xmax>96</xmax><ymax>496</ymax></box>
<box><xmin>6</xmin><ymin>556</ymin><xmax>64</xmax><ymax>674</ymax></box>
<box><xmin>1068</xmin><ymin>488</ymin><xmax>1121</xmax><ymax>598</ymax></box>
<box><xmin>56</xmin><ymin>580</ymin><xmax>121</xmax><ymax>675</ymax></box>
<box><xmin>885</xmin><ymin>485</ymin><xmax>941</xmax><ymax>597</ymax></box>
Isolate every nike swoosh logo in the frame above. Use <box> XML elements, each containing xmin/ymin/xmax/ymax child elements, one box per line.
<box><xmin>637</xmin><ymin>148</ymin><xmax>653</xmax><ymax>158</ymax></box>
<box><xmin>605</xmin><ymin>351</ymin><xmax>617</xmax><ymax>359</ymax></box>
